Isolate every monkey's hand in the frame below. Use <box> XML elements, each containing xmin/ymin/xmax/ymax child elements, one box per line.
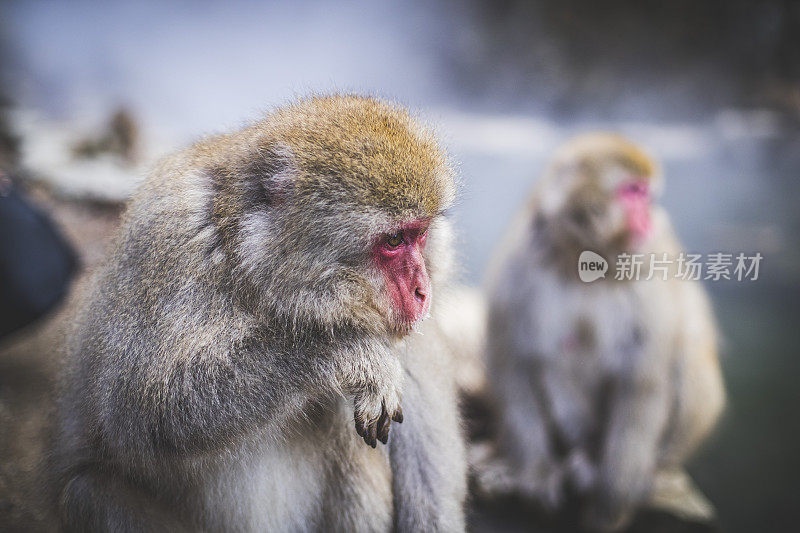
<box><xmin>474</xmin><ymin>450</ymin><xmax>563</xmax><ymax>512</ymax></box>
<box><xmin>514</xmin><ymin>461</ymin><xmax>563</xmax><ymax>512</ymax></box>
<box><xmin>350</xmin><ymin>355</ymin><xmax>404</xmax><ymax>448</ymax></box>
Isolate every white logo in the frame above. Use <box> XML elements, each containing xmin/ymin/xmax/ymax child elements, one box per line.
<box><xmin>578</xmin><ymin>251</ymin><xmax>608</xmax><ymax>282</ymax></box>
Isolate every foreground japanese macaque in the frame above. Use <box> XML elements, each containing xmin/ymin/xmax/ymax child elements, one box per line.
<box><xmin>479</xmin><ymin>134</ymin><xmax>725</xmax><ymax>531</ymax></box>
<box><xmin>53</xmin><ymin>95</ymin><xmax>466</xmax><ymax>532</ymax></box>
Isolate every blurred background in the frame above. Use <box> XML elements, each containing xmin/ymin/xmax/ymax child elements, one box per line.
<box><xmin>0</xmin><ymin>1</ymin><xmax>798</xmax><ymax>531</ymax></box>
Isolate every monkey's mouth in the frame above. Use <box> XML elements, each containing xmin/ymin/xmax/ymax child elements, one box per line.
<box><xmin>390</xmin><ymin>308</ymin><xmax>431</xmax><ymax>338</ymax></box>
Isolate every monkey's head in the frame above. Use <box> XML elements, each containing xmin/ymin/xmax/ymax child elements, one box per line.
<box><xmin>212</xmin><ymin>95</ymin><xmax>455</xmax><ymax>338</ymax></box>
<box><xmin>536</xmin><ymin>133</ymin><xmax>662</xmax><ymax>256</ymax></box>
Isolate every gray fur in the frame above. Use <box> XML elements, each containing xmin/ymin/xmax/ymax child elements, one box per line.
<box><xmin>479</xmin><ymin>134</ymin><xmax>725</xmax><ymax>531</ymax></box>
<box><xmin>53</xmin><ymin>95</ymin><xmax>466</xmax><ymax>532</ymax></box>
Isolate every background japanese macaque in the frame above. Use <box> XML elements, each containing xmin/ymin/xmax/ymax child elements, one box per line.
<box><xmin>477</xmin><ymin>133</ymin><xmax>725</xmax><ymax>531</ymax></box>
<box><xmin>52</xmin><ymin>95</ymin><xmax>467</xmax><ymax>532</ymax></box>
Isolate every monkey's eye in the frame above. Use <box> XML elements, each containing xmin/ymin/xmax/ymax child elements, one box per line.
<box><xmin>588</xmin><ymin>204</ymin><xmax>604</xmax><ymax>217</ymax></box>
<box><xmin>386</xmin><ymin>232</ymin><xmax>404</xmax><ymax>248</ymax></box>
<box><xmin>620</xmin><ymin>181</ymin><xmax>648</xmax><ymax>197</ymax></box>
<box><xmin>571</xmin><ymin>208</ymin><xmax>589</xmax><ymax>226</ymax></box>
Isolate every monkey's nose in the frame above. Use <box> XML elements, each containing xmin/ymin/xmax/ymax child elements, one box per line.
<box><xmin>414</xmin><ymin>287</ymin><xmax>427</xmax><ymax>303</ymax></box>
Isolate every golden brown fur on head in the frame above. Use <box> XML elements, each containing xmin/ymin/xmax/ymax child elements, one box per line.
<box><xmin>271</xmin><ymin>95</ymin><xmax>453</xmax><ymax>217</ymax></box>
<box><xmin>553</xmin><ymin>132</ymin><xmax>659</xmax><ymax>182</ymax></box>
<box><xmin>198</xmin><ymin>94</ymin><xmax>454</xmax><ymax>217</ymax></box>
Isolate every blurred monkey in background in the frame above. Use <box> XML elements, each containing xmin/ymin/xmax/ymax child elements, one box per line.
<box><xmin>478</xmin><ymin>134</ymin><xmax>725</xmax><ymax>531</ymax></box>
<box><xmin>72</xmin><ymin>107</ymin><xmax>139</xmax><ymax>163</ymax></box>
<box><xmin>53</xmin><ymin>95</ymin><xmax>466</xmax><ymax>532</ymax></box>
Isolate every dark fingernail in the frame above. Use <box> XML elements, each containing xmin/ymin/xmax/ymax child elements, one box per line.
<box><xmin>393</xmin><ymin>407</ymin><xmax>404</xmax><ymax>423</ymax></box>
<box><xmin>378</xmin><ymin>415</ymin><xmax>390</xmax><ymax>442</ymax></box>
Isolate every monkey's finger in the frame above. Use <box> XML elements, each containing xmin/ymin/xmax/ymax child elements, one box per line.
<box><xmin>367</xmin><ymin>421</ymin><xmax>378</xmax><ymax>448</ymax></box>
<box><xmin>392</xmin><ymin>405</ymin><xmax>404</xmax><ymax>424</ymax></box>
<box><xmin>377</xmin><ymin>409</ymin><xmax>391</xmax><ymax>444</ymax></box>
<box><xmin>358</xmin><ymin>419</ymin><xmax>372</xmax><ymax>445</ymax></box>
<box><xmin>354</xmin><ymin>417</ymin><xmax>366</xmax><ymax>438</ymax></box>
<box><xmin>377</xmin><ymin>418</ymin><xmax>391</xmax><ymax>445</ymax></box>
<box><xmin>376</xmin><ymin>401</ymin><xmax>391</xmax><ymax>444</ymax></box>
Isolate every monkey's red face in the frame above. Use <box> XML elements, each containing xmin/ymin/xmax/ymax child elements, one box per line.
<box><xmin>373</xmin><ymin>220</ymin><xmax>431</xmax><ymax>332</ymax></box>
<box><xmin>616</xmin><ymin>179</ymin><xmax>652</xmax><ymax>245</ymax></box>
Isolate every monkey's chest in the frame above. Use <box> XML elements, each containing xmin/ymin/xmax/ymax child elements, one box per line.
<box><xmin>558</xmin><ymin>291</ymin><xmax>643</xmax><ymax>383</ymax></box>
<box><xmin>194</xmin><ymin>399</ymin><xmax>393</xmax><ymax>532</ymax></box>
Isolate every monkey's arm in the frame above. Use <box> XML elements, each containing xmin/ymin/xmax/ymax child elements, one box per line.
<box><xmin>537</xmin><ymin>355</ymin><xmax>599</xmax><ymax>492</ymax></box>
<box><xmin>587</xmin><ymin>351</ymin><xmax>672</xmax><ymax>530</ymax></box>
<box><xmin>93</xmin><ymin>311</ymin><xmax>403</xmax><ymax>459</ymax></box>
<box><xmin>389</xmin><ymin>335</ymin><xmax>466</xmax><ymax>532</ymax></box>
<box><xmin>539</xmin><ymin>358</ymin><xmax>594</xmax><ymax>450</ymax></box>
<box><xmin>659</xmin><ymin>282</ymin><xmax>725</xmax><ymax>466</ymax></box>
<box><xmin>98</xmin><ymin>335</ymin><xmax>338</xmax><ymax>458</ymax></box>
<box><xmin>486</xmin><ymin>351</ymin><xmax>563</xmax><ymax>507</ymax></box>
<box><xmin>337</xmin><ymin>340</ymin><xmax>404</xmax><ymax>448</ymax></box>
<box><xmin>496</xmin><ymin>267</ymin><xmax>592</xmax><ymax>463</ymax></box>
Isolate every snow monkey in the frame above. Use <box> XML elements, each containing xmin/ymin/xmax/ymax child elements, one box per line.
<box><xmin>480</xmin><ymin>133</ymin><xmax>725</xmax><ymax>531</ymax></box>
<box><xmin>53</xmin><ymin>95</ymin><xmax>467</xmax><ymax>532</ymax></box>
